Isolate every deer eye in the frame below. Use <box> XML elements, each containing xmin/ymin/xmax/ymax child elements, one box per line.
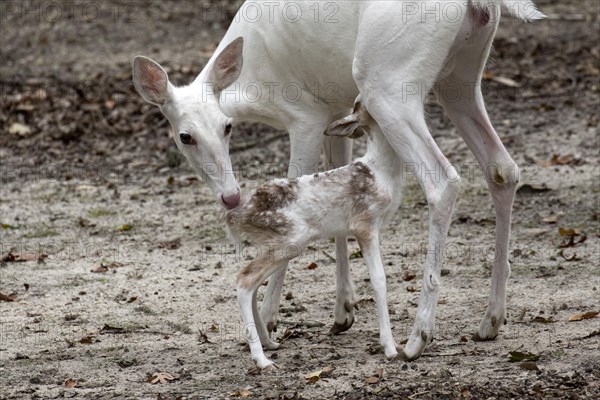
<box><xmin>179</xmin><ymin>133</ymin><xmax>196</xmax><ymax>145</ymax></box>
<box><xmin>225</xmin><ymin>124</ymin><xmax>233</xmax><ymax>136</ymax></box>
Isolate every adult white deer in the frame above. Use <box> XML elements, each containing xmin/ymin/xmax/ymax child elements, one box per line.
<box><xmin>132</xmin><ymin>0</ymin><xmax>544</xmax><ymax>363</ymax></box>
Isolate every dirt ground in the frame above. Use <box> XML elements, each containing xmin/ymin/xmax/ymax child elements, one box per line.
<box><xmin>1</xmin><ymin>1</ymin><xmax>599</xmax><ymax>399</ymax></box>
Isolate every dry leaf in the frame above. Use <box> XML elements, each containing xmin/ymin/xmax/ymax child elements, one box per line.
<box><xmin>8</xmin><ymin>122</ymin><xmax>32</xmax><ymax>136</ymax></box>
<box><xmin>559</xmin><ymin>249</ymin><xmax>581</xmax><ymax>262</ymax></box>
<box><xmin>520</xmin><ymin>362</ymin><xmax>540</xmax><ymax>371</ymax></box>
<box><xmin>558</xmin><ymin>227</ymin><xmax>587</xmax><ymax>248</ymax></box>
<box><xmin>0</xmin><ymin>292</ymin><xmax>18</xmax><ymax>302</ymax></box>
<box><xmin>198</xmin><ymin>330</ymin><xmax>213</xmax><ymax>344</ymax></box>
<box><xmin>402</xmin><ymin>271</ymin><xmax>416</xmax><ymax>281</ymax></box>
<box><xmin>100</xmin><ymin>324</ymin><xmax>126</xmax><ymax>334</ymax></box>
<box><xmin>158</xmin><ymin>238</ymin><xmax>181</xmax><ymax>250</ymax></box>
<box><xmin>531</xmin><ymin>316</ymin><xmax>556</xmax><ymax>323</ymax></box>
<box><xmin>366</xmin><ymin>367</ymin><xmax>384</xmax><ymax>384</ymax></box>
<box><xmin>230</xmin><ymin>388</ymin><xmax>252</xmax><ymax>397</ymax></box>
<box><xmin>79</xmin><ymin>335</ymin><xmax>95</xmax><ymax>344</ymax></box>
<box><xmin>1</xmin><ymin>251</ymin><xmax>48</xmax><ymax>262</ymax></box>
<box><xmin>91</xmin><ymin>260</ymin><xmax>124</xmax><ymax>273</ymax></box>
<box><xmin>64</xmin><ymin>378</ymin><xmax>77</xmax><ymax>388</ymax></box>
<box><xmin>568</xmin><ymin>311</ymin><xmax>599</xmax><ymax>321</ymax></box>
<box><xmin>559</xmin><ymin>226</ymin><xmax>579</xmax><ymax>236</ymax></box>
<box><xmin>508</xmin><ymin>351</ymin><xmax>540</xmax><ymax>362</ymax></box>
<box><xmin>517</xmin><ymin>183</ymin><xmax>550</xmax><ymax>194</ymax></box>
<box><xmin>148</xmin><ymin>372</ymin><xmax>176</xmax><ymax>384</ymax></box>
<box><xmin>304</xmin><ymin>366</ymin><xmax>334</xmax><ymax>383</ymax></box>
<box><xmin>115</xmin><ymin>223</ymin><xmax>133</xmax><ymax>232</ymax></box>
<box><xmin>78</xmin><ymin>217</ymin><xmax>95</xmax><ymax>227</ymax></box>
<box><xmin>104</xmin><ymin>261</ymin><xmax>123</xmax><ymax>268</ymax></box>
<box><xmin>307</xmin><ymin>262</ymin><xmax>318</xmax><ymax>270</ymax></box>
<box><xmin>91</xmin><ymin>265</ymin><xmax>108</xmax><ymax>273</ymax></box>
<box><xmin>537</xmin><ymin>153</ymin><xmax>582</xmax><ymax>167</ymax></box>
<box><xmin>542</xmin><ymin>215</ymin><xmax>559</xmax><ymax>223</ymax></box>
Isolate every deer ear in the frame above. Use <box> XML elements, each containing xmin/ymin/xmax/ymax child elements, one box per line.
<box><xmin>325</xmin><ymin>114</ymin><xmax>362</xmax><ymax>138</ymax></box>
<box><xmin>132</xmin><ymin>56</ymin><xmax>171</xmax><ymax>106</ymax></box>
<box><xmin>325</xmin><ymin>100</ymin><xmax>368</xmax><ymax>139</ymax></box>
<box><xmin>212</xmin><ymin>37</ymin><xmax>244</xmax><ymax>93</ymax></box>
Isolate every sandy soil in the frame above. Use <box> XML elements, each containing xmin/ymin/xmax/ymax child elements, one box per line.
<box><xmin>1</xmin><ymin>1</ymin><xmax>599</xmax><ymax>399</ymax></box>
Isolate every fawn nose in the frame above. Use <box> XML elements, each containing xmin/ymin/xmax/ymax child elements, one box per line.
<box><xmin>222</xmin><ymin>191</ymin><xmax>241</xmax><ymax>209</ymax></box>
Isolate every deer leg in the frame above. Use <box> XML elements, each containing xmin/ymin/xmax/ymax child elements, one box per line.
<box><xmin>324</xmin><ymin>134</ymin><xmax>357</xmax><ymax>334</ymax></box>
<box><xmin>252</xmin><ymin>289</ymin><xmax>280</xmax><ymax>350</ymax></box>
<box><xmin>436</xmin><ymin>22</ymin><xmax>518</xmax><ymax>341</ymax></box>
<box><xmin>355</xmin><ymin>95</ymin><xmax>460</xmax><ymax>361</ymax></box>
<box><xmin>239</xmin><ymin>257</ymin><xmax>293</xmax><ymax>369</ymax></box>
<box><xmin>260</xmin><ymin>124</ymin><xmax>326</xmax><ymax>335</ymax></box>
<box><xmin>358</xmin><ymin>232</ymin><xmax>398</xmax><ymax>359</ymax></box>
<box><xmin>238</xmin><ymin>283</ymin><xmax>274</xmax><ymax>369</ymax></box>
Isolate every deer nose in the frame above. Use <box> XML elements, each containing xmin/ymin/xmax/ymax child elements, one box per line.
<box><xmin>222</xmin><ymin>191</ymin><xmax>241</xmax><ymax>209</ymax></box>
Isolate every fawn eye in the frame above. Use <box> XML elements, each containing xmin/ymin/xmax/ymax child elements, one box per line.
<box><xmin>179</xmin><ymin>133</ymin><xmax>196</xmax><ymax>145</ymax></box>
<box><xmin>225</xmin><ymin>124</ymin><xmax>233</xmax><ymax>136</ymax></box>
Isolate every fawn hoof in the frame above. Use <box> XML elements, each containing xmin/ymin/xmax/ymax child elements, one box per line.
<box><xmin>385</xmin><ymin>349</ymin><xmax>400</xmax><ymax>361</ymax></box>
<box><xmin>329</xmin><ymin>316</ymin><xmax>354</xmax><ymax>335</ymax></box>
<box><xmin>255</xmin><ymin>357</ymin><xmax>277</xmax><ymax>370</ymax></box>
<box><xmin>262</xmin><ymin>362</ymin><xmax>279</xmax><ymax>372</ymax></box>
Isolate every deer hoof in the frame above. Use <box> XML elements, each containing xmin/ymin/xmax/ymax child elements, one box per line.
<box><xmin>329</xmin><ymin>316</ymin><xmax>355</xmax><ymax>335</ymax></box>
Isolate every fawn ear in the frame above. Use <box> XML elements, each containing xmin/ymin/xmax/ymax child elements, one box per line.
<box><xmin>132</xmin><ymin>56</ymin><xmax>172</xmax><ymax>106</ymax></box>
<box><xmin>325</xmin><ymin>101</ymin><xmax>367</xmax><ymax>139</ymax></box>
<box><xmin>212</xmin><ymin>37</ymin><xmax>244</xmax><ymax>93</ymax></box>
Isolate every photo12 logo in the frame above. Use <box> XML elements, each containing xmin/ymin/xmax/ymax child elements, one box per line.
<box><xmin>203</xmin><ymin>81</ymin><xmax>340</xmax><ymax>105</ymax></box>
<box><xmin>1</xmin><ymin>161</ymin><xmax>141</xmax><ymax>185</ymax></box>
<box><xmin>200</xmin><ymin>1</ymin><xmax>340</xmax><ymax>24</ymax></box>
<box><xmin>0</xmin><ymin>1</ymin><xmax>139</xmax><ymax>24</ymax></box>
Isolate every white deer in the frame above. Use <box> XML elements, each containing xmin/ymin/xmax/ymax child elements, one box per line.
<box><xmin>132</xmin><ymin>0</ymin><xmax>544</xmax><ymax>365</ymax></box>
